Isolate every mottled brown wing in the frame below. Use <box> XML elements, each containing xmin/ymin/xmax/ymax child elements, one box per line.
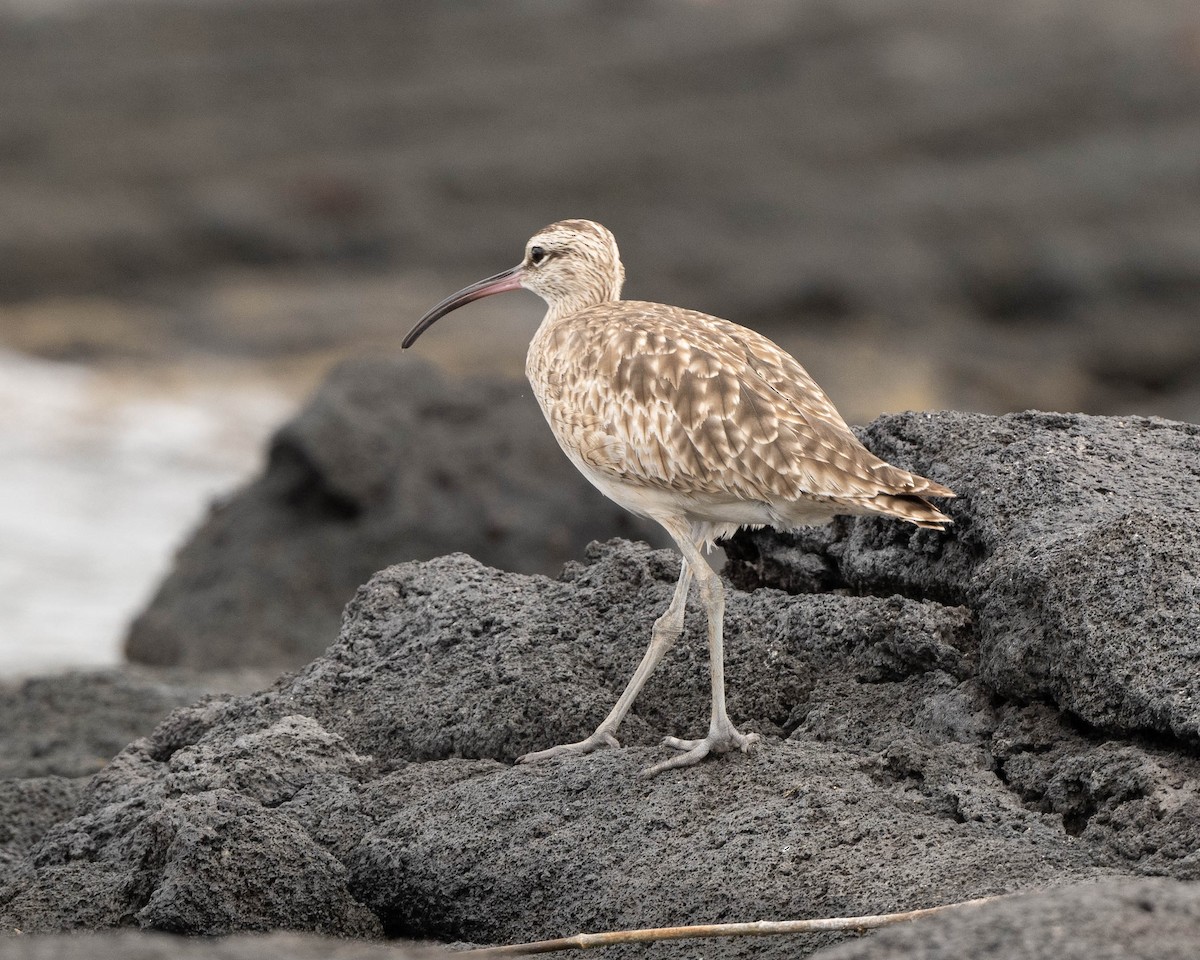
<box><xmin>539</xmin><ymin>301</ymin><xmax>938</xmax><ymax>504</ymax></box>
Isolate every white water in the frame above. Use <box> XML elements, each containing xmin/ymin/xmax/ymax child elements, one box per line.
<box><xmin>0</xmin><ymin>350</ymin><xmax>295</xmax><ymax>676</ymax></box>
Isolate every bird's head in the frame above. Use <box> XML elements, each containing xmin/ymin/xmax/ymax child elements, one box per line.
<box><xmin>402</xmin><ymin>219</ymin><xmax>624</xmax><ymax>348</ymax></box>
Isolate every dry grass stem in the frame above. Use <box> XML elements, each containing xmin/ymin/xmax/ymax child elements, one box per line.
<box><xmin>456</xmin><ymin>894</ymin><xmax>1008</xmax><ymax>957</ymax></box>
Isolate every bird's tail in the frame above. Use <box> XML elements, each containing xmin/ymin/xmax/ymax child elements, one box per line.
<box><xmin>867</xmin><ymin>493</ymin><xmax>954</xmax><ymax>530</ymax></box>
<box><xmin>855</xmin><ymin>461</ymin><xmax>955</xmax><ymax>529</ymax></box>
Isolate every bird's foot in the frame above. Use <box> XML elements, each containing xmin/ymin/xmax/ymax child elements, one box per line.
<box><xmin>516</xmin><ymin>728</ymin><xmax>620</xmax><ymax>765</ymax></box>
<box><xmin>643</xmin><ymin>722</ymin><xmax>761</xmax><ymax>776</ymax></box>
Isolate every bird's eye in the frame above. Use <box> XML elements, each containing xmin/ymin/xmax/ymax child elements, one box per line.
<box><xmin>529</xmin><ymin>246</ymin><xmax>546</xmax><ymax>265</ymax></box>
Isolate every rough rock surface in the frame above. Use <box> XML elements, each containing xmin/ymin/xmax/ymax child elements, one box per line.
<box><xmin>0</xmin><ymin>670</ymin><xmax>238</xmax><ymax>780</ymax></box>
<box><xmin>0</xmin><ymin>779</ymin><xmax>84</xmax><ymax>888</ymax></box>
<box><xmin>0</xmin><ymin>931</ymin><xmax>422</xmax><ymax>959</ymax></box>
<box><xmin>0</xmin><ymin>881</ymin><xmax>1196</xmax><ymax>959</ymax></box>
<box><xmin>811</xmin><ymin>878</ymin><xmax>1200</xmax><ymax>960</ymax></box>
<box><xmin>6</xmin><ymin>405</ymin><xmax>1200</xmax><ymax>955</ymax></box>
<box><xmin>726</xmin><ymin>410</ymin><xmax>1200</xmax><ymax>743</ymax></box>
<box><xmin>0</xmin><ymin>668</ymin><xmax>281</xmax><ymax>896</ymax></box>
<box><xmin>124</xmin><ymin>357</ymin><xmax>663</xmax><ymax>671</ymax></box>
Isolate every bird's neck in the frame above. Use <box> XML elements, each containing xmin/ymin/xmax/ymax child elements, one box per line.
<box><xmin>543</xmin><ymin>275</ymin><xmax>624</xmax><ymax>322</ymax></box>
<box><xmin>544</xmin><ymin>294</ymin><xmax>618</xmax><ymax>323</ymax></box>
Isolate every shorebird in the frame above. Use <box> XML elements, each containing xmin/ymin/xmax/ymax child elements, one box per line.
<box><xmin>403</xmin><ymin>219</ymin><xmax>953</xmax><ymax>775</ymax></box>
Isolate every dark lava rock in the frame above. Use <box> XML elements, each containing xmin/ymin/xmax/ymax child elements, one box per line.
<box><xmin>0</xmin><ymin>668</ymin><xmax>281</xmax><ymax>899</ymax></box>
<box><xmin>0</xmin><ymin>931</ymin><xmax>422</xmax><ymax>958</ymax></box>
<box><xmin>726</xmin><ymin>410</ymin><xmax>1200</xmax><ymax>744</ymax></box>
<box><xmin>0</xmin><ymin>778</ymin><xmax>84</xmax><ymax>889</ymax></box>
<box><xmin>0</xmin><ymin>883</ymin><xmax>1195</xmax><ymax>960</ymax></box>
<box><xmin>0</xmin><ymin>670</ymin><xmax>232</xmax><ymax>780</ymax></box>
<box><xmin>124</xmin><ymin>357</ymin><xmax>662</xmax><ymax>671</ymax></box>
<box><xmin>5</xmin><ymin>498</ymin><xmax>1200</xmax><ymax>953</ymax></box>
<box><xmin>809</xmin><ymin>878</ymin><xmax>1200</xmax><ymax>960</ymax></box>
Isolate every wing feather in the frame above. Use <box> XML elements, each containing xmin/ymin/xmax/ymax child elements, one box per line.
<box><xmin>530</xmin><ymin>301</ymin><xmax>945</xmax><ymax>506</ymax></box>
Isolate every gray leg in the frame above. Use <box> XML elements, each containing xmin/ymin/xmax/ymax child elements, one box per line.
<box><xmin>643</xmin><ymin>521</ymin><xmax>760</xmax><ymax>776</ymax></box>
<box><xmin>517</xmin><ymin>558</ymin><xmax>692</xmax><ymax>765</ymax></box>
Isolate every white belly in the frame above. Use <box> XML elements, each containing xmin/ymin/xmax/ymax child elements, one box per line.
<box><xmin>558</xmin><ymin>435</ymin><xmax>814</xmax><ymax>546</ymax></box>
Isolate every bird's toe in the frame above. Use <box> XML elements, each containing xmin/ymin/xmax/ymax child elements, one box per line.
<box><xmin>642</xmin><ymin>740</ymin><xmax>713</xmax><ymax>776</ymax></box>
<box><xmin>643</xmin><ymin>724</ymin><xmax>761</xmax><ymax>775</ymax></box>
<box><xmin>661</xmin><ymin>735</ymin><xmax>703</xmax><ymax>752</ymax></box>
<box><xmin>516</xmin><ymin>729</ymin><xmax>620</xmax><ymax>765</ymax></box>
<box><xmin>738</xmin><ymin>731</ymin><xmax>763</xmax><ymax>754</ymax></box>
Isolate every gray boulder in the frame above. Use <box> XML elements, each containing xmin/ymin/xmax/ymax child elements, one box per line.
<box><xmin>809</xmin><ymin>878</ymin><xmax>1200</xmax><ymax>960</ymax></box>
<box><xmin>0</xmin><ymin>670</ymin><xmax>239</xmax><ymax>780</ymax></box>
<box><xmin>725</xmin><ymin>410</ymin><xmax>1200</xmax><ymax>742</ymax></box>
<box><xmin>0</xmin><ymin>931</ymin><xmax>421</xmax><ymax>958</ymax></box>
<box><xmin>0</xmin><ymin>778</ymin><xmax>84</xmax><ymax>891</ymax></box>
<box><xmin>0</xmin><ymin>668</ymin><xmax>287</xmax><ymax>914</ymax></box>
<box><xmin>124</xmin><ymin>357</ymin><xmax>662</xmax><ymax>671</ymax></box>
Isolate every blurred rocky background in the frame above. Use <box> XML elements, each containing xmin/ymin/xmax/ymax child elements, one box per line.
<box><xmin>2</xmin><ymin>0</ymin><xmax>1199</xmax><ymax>664</ymax></box>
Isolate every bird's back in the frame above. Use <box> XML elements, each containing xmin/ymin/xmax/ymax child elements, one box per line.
<box><xmin>527</xmin><ymin>300</ymin><xmax>952</xmax><ymax>530</ymax></box>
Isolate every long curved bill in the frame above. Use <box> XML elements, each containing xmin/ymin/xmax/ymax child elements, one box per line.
<box><xmin>402</xmin><ymin>264</ymin><xmax>524</xmax><ymax>348</ymax></box>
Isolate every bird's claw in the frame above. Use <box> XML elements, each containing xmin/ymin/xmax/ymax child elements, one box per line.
<box><xmin>516</xmin><ymin>729</ymin><xmax>620</xmax><ymax>765</ymax></box>
<box><xmin>642</xmin><ymin>727</ymin><xmax>761</xmax><ymax>776</ymax></box>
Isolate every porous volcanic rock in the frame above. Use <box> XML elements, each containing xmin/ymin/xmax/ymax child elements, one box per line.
<box><xmin>808</xmin><ymin>878</ymin><xmax>1200</xmax><ymax>960</ymax></box>
<box><xmin>124</xmin><ymin>357</ymin><xmax>662</xmax><ymax>671</ymax></box>
<box><xmin>0</xmin><ymin>931</ymin><xmax>423</xmax><ymax>959</ymax></box>
<box><xmin>0</xmin><ymin>778</ymin><xmax>84</xmax><ymax>891</ymax></box>
<box><xmin>5</xmin><ymin>473</ymin><xmax>1200</xmax><ymax>955</ymax></box>
<box><xmin>1</xmin><ymin>881</ymin><xmax>1196</xmax><ymax>960</ymax></box>
<box><xmin>0</xmin><ymin>670</ymin><xmax>231</xmax><ymax>780</ymax></box>
<box><xmin>726</xmin><ymin>410</ymin><xmax>1200</xmax><ymax>743</ymax></box>
<box><xmin>0</xmin><ymin>668</ymin><xmax>283</xmax><ymax>904</ymax></box>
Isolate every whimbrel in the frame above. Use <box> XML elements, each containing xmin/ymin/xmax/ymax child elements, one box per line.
<box><xmin>403</xmin><ymin>219</ymin><xmax>953</xmax><ymax>775</ymax></box>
